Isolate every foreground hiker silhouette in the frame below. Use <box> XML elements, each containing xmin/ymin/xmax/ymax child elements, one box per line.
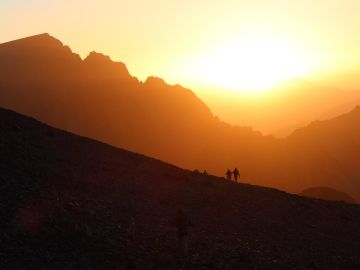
<box><xmin>172</xmin><ymin>209</ymin><xmax>192</xmax><ymax>256</ymax></box>
<box><xmin>225</xmin><ymin>169</ymin><xmax>232</xmax><ymax>180</ymax></box>
<box><xmin>233</xmin><ymin>167</ymin><xmax>240</xmax><ymax>183</ymax></box>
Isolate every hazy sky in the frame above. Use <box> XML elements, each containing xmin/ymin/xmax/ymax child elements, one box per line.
<box><xmin>2</xmin><ymin>0</ymin><xmax>360</xmax><ymax>100</ymax></box>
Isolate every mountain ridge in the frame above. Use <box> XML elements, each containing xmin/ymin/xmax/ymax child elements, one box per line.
<box><xmin>1</xmin><ymin>33</ymin><xmax>360</xmax><ymax>202</ymax></box>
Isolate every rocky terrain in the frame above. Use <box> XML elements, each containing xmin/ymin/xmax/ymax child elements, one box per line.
<box><xmin>1</xmin><ymin>108</ymin><xmax>360</xmax><ymax>269</ymax></box>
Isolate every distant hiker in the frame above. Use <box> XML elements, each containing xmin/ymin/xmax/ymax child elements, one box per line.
<box><xmin>172</xmin><ymin>209</ymin><xmax>192</xmax><ymax>256</ymax></box>
<box><xmin>225</xmin><ymin>169</ymin><xmax>232</xmax><ymax>180</ymax></box>
<box><xmin>203</xmin><ymin>170</ymin><xmax>208</xmax><ymax>176</ymax></box>
<box><xmin>233</xmin><ymin>167</ymin><xmax>240</xmax><ymax>183</ymax></box>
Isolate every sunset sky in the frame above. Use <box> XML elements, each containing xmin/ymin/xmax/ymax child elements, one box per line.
<box><xmin>2</xmin><ymin>0</ymin><xmax>360</xmax><ymax>130</ymax></box>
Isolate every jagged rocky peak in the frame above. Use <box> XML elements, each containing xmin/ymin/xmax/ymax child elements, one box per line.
<box><xmin>0</xmin><ymin>33</ymin><xmax>75</xmax><ymax>54</ymax></box>
<box><xmin>0</xmin><ymin>33</ymin><xmax>81</xmax><ymax>62</ymax></box>
<box><xmin>144</xmin><ymin>76</ymin><xmax>167</xmax><ymax>88</ymax></box>
<box><xmin>84</xmin><ymin>51</ymin><xmax>112</xmax><ymax>64</ymax></box>
<box><xmin>144</xmin><ymin>76</ymin><xmax>195</xmax><ymax>96</ymax></box>
<box><xmin>83</xmin><ymin>51</ymin><xmax>133</xmax><ymax>79</ymax></box>
<box><xmin>1</xmin><ymin>33</ymin><xmax>62</xmax><ymax>48</ymax></box>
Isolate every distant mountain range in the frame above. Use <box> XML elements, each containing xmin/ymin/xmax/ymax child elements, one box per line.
<box><xmin>207</xmin><ymin>78</ymin><xmax>360</xmax><ymax>137</ymax></box>
<box><xmin>1</xmin><ymin>107</ymin><xmax>360</xmax><ymax>269</ymax></box>
<box><xmin>300</xmin><ymin>187</ymin><xmax>356</xmax><ymax>204</ymax></box>
<box><xmin>1</xmin><ymin>33</ymin><xmax>360</xmax><ymax>202</ymax></box>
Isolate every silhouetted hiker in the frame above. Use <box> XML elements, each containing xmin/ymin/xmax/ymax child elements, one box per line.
<box><xmin>203</xmin><ymin>170</ymin><xmax>208</xmax><ymax>176</ymax></box>
<box><xmin>226</xmin><ymin>169</ymin><xmax>232</xmax><ymax>180</ymax></box>
<box><xmin>233</xmin><ymin>167</ymin><xmax>240</xmax><ymax>183</ymax></box>
<box><xmin>172</xmin><ymin>209</ymin><xmax>192</xmax><ymax>256</ymax></box>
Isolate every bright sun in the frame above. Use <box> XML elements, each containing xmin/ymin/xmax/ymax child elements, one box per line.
<box><xmin>194</xmin><ymin>37</ymin><xmax>314</xmax><ymax>94</ymax></box>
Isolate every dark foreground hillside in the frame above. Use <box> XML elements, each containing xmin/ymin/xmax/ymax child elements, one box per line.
<box><xmin>1</xmin><ymin>108</ymin><xmax>360</xmax><ymax>270</ymax></box>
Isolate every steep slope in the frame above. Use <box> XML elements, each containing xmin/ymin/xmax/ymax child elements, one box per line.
<box><xmin>1</xmin><ymin>107</ymin><xmax>360</xmax><ymax>270</ymax></box>
<box><xmin>1</xmin><ymin>34</ymin><xmax>360</xmax><ymax>202</ymax></box>
<box><xmin>300</xmin><ymin>187</ymin><xmax>356</xmax><ymax>204</ymax></box>
<box><xmin>285</xmin><ymin>106</ymin><xmax>360</xmax><ymax>200</ymax></box>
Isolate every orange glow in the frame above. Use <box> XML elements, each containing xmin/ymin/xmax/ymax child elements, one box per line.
<box><xmin>2</xmin><ymin>1</ymin><xmax>360</xmax><ymax>134</ymax></box>
<box><xmin>190</xmin><ymin>36</ymin><xmax>316</xmax><ymax>93</ymax></box>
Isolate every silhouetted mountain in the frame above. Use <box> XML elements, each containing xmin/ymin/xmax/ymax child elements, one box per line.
<box><xmin>205</xmin><ymin>78</ymin><xmax>360</xmax><ymax>136</ymax></box>
<box><xmin>1</xmin><ymin>34</ymin><xmax>360</xmax><ymax>203</ymax></box>
<box><xmin>280</xmin><ymin>106</ymin><xmax>360</xmax><ymax>198</ymax></box>
<box><xmin>1</xmin><ymin>107</ymin><xmax>360</xmax><ymax>269</ymax></box>
<box><xmin>0</xmin><ymin>33</ymin><xmax>268</xmax><ymax>174</ymax></box>
<box><xmin>300</xmin><ymin>187</ymin><xmax>356</xmax><ymax>204</ymax></box>
<box><xmin>273</xmin><ymin>93</ymin><xmax>360</xmax><ymax>137</ymax></box>
<box><xmin>270</xmin><ymin>79</ymin><xmax>360</xmax><ymax>136</ymax></box>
